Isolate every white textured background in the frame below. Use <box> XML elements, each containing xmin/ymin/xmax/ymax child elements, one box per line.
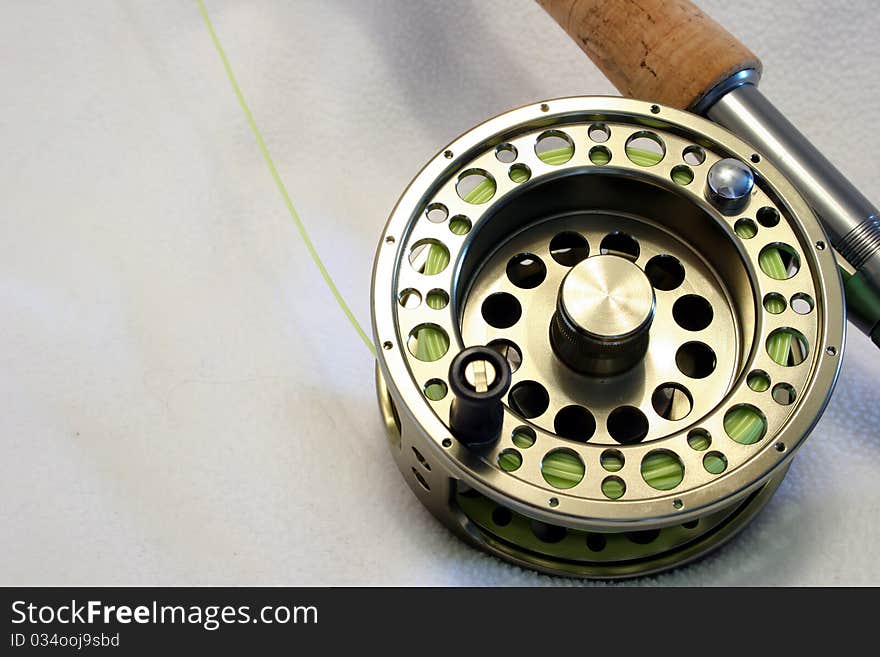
<box><xmin>1</xmin><ymin>0</ymin><xmax>878</xmax><ymax>585</ymax></box>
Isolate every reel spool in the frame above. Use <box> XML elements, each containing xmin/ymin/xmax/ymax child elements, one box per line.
<box><xmin>371</xmin><ymin>97</ymin><xmax>844</xmax><ymax>578</ymax></box>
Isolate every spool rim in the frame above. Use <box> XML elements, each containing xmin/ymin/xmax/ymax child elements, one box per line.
<box><xmin>372</xmin><ymin>97</ymin><xmax>844</xmax><ymax>531</ymax></box>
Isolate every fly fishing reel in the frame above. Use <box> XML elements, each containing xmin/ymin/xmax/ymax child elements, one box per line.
<box><xmin>371</xmin><ymin>97</ymin><xmax>844</xmax><ymax>578</ymax></box>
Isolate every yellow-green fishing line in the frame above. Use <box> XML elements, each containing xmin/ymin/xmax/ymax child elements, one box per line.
<box><xmin>537</xmin><ymin>146</ymin><xmax>574</xmax><ymax>165</ymax></box>
<box><xmin>589</xmin><ymin>147</ymin><xmax>612</xmax><ymax>165</ymax></box>
<box><xmin>196</xmin><ymin>0</ymin><xmax>375</xmax><ymax>356</ymax></box>
<box><xmin>601</xmin><ymin>477</ymin><xmax>625</xmax><ymax>498</ymax></box>
<box><xmin>735</xmin><ymin>220</ymin><xmax>757</xmax><ymax>239</ymax></box>
<box><xmin>703</xmin><ymin>453</ymin><xmax>727</xmax><ymax>474</ymax></box>
<box><xmin>509</xmin><ymin>165</ymin><xmax>531</xmax><ymax>183</ymax></box>
<box><xmin>449</xmin><ymin>217</ymin><xmax>471</xmax><ymax>235</ymax></box>
<box><xmin>671</xmin><ymin>166</ymin><xmax>694</xmax><ymax>185</ymax></box>
<box><xmin>641</xmin><ymin>452</ymin><xmax>683</xmax><ymax>490</ymax></box>
<box><xmin>625</xmin><ymin>147</ymin><xmax>664</xmax><ymax>167</ymax></box>
<box><xmin>499</xmin><ymin>451</ymin><xmax>523</xmax><ymax>472</ymax></box>
<box><xmin>542</xmin><ymin>451</ymin><xmax>584</xmax><ymax>488</ymax></box>
<box><xmin>512</xmin><ymin>429</ymin><xmax>535</xmax><ymax>449</ymax></box>
<box><xmin>465</xmin><ymin>179</ymin><xmax>497</xmax><ymax>204</ymax></box>
<box><xmin>724</xmin><ymin>407</ymin><xmax>765</xmax><ymax>445</ymax></box>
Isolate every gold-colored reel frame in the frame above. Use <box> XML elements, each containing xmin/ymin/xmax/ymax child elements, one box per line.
<box><xmin>371</xmin><ymin>97</ymin><xmax>844</xmax><ymax>578</ymax></box>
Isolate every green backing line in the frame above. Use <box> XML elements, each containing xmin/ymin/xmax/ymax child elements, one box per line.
<box><xmin>196</xmin><ymin>0</ymin><xmax>375</xmax><ymax>357</ymax></box>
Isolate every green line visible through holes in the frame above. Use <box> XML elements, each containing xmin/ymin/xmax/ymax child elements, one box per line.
<box><xmin>196</xmin><ymin>0</ymin><xmax>375</xmax><ymax>356</ymax></box>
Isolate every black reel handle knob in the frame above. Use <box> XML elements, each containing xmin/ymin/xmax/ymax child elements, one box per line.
<box><xmin>448</xmin><ymin>346</ymin><xmax>512</xmax><ymax>449</ymax></box>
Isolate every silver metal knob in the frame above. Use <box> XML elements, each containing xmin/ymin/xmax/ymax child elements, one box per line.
<box><xmin>706</xmin><ymin>157</ymin><xmax>754</xmax><ymax>214</ymax></box>
<box><xmin>550</xmin><ymin>255</ymin><xmax>656</xmax><ymax>376</ymax></box>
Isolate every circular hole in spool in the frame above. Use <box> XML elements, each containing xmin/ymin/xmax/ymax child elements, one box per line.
<box><xmin>492</xmin><ymin>507</ymin><xmax>512</xmax><ymax>526</ymax></box>
<box><xmin>508</xmin><ymin>163</ymin><xmax>531</xmax><ymax>183</ymax></box>
<box><xmin>641</xmin><ymin>450</ymin><xmax>684</xmax><ymax>490</ymax></box>
<box><xmin>599</xmin><ymin>231</ymin><xmax>640</xmax><ymax>261</ymax></box>
<box><xmin>549</xmin><ymin>497</ymin><xmax>559</xmax><ymax>508</ymax></box>
<box><xmin>675</xmin><ymin>341</ymin><xmax>717</xmax><ymax>378</ymax></box>
<box><xmin>535</xmin><ymin>130</ymin><xmax>574</xmax><ymax>165</ymax></box>
<box><xmin>481</xmin><ymin>292</ymin><xmax>522</xmax><ymax>329</ymax></box>
<box><xmin>586</xmin><ymin>533</ymin><xmax>607</xmax><ymax>552</ymax></box>
<box><xmin>760</xmin><ymin>243</ymin><xmax>801</xmax><ymax>280</ymax></box>
<box><xmin>757</xmin><ymin>206</ymin><xmax>780</xmax><ymax>227</ymax></box>
<box><xmin>553</xmin><ymin>405</ymin><xmax>596</xmax><ymax>442</ymax></box>
<box><xmin>671</xmin><ymin>165</ymin><xmax>694</xmax><ymax>186</ymax></box>
<box><xmin>425</xmin><ymin>203</ymin><xmax>448</xmax><ymax>223</ymax></box>
<box><xmin>407</xmin><ymin>324</ymin><xmax>450</xmax><ymax>362</ymax></box>
<box><xmin>495</xmin><ymin>143</ymin><xmax>518</xmax><ymax>163</ymax></box>
<box><xmin>625</xmin><ymin>131</ymin><xmax>665</xmax><ymax>166</ymax></box>
<box><xmin>791</xmin><ymin>293</ymin><xmax>815</xmax><ymax>315</ymax></box>
<box><xmin>448</xmin><ymin>215</ymin><xmax>472</xmax><ymax>235</ymax></box>
<box><xmin>444</xmin><ymin>150</ymin><xmax>453</xmax><ymax>159</ymax></box>
<box><xmin>601</xmin><ymin>449</ymin><xmax>624</xmax><ymax>472</ymax></box>
<box><xmin>541</xmin><ymin>449</ymin><xmax>585</xmax><ymax>489</ymax></box>
<box><xmin>424</xmin><ymin>378</ymin><xmax>448</xmax><ymax>401</ymax></box>
<box><xmin>589</xmin><ymin>145</ymin><xmax>612</xmax><ymax>165</ymax></box>
<box><xmin>672</xmin><ymin>295</ymin><xmax>713</xmax><ymax>331</ymax></box>
<box><xmin>506</xmin><ymin>252</ymin><xmax>547</xmax><ymax>289</ymax></box>
<box><xmin>747</xmin><ymin>369</ymin><xmax>771</xmax><ymax>392</ymax></box>
<box><xmin>651</xmin><ymin>383</ymin><xmax>693</xmax><ymax>421</ymax></box>
<box><xmin>751</xmin><ymin>154</ymin><xmax>761</xmax><ymax>163</ymax></box>
<box><xmin>456</xmin><ymin>169</ymin><xmax>496</xmax><ymax>204</ymax></box>
<box><xmin>703</xmin><ymin>451</ymin><xmax>728</xmax><ymax>475</ymax></box>
<box><xmin>735</xmin><ymin>218</ymin><xmax>758</xmax><ymax>239</ymax></box>
<box><xmin>550</xmin><ymin>231</ymin><xmax>589</xmax><ymax>266</ymax></box>
<box><xmin>398</xmin><ymin>288</ymin><xmax>421</xmax><ymax>309</ymax></box>
<box><xmin>650</xmin><ymin>104</ymin><xmax>661</xmax><ymax>114</ymax></box>
<box><xmin>409</xmin><ymin>239</ymin><xmax>450</xmax><ymax>275</ymax></box>
<box><xmin>512</xmin><ymin>425</ymin><xmax>536</xmax><ymax>449</ymax></box>
<box><xmin>645</xmin><ymin>254</ymin><xmax>685</xmax><ymax>290</ymax></box>
<box><xmin>724</xmin><ymin>404</ymin><xmax>767</xmax><ymax>445</ymax></box>
<box><xmin>509</xmin><ymin>380</ymin><xmax>550</xmax><ymax>418</ymax></box>
<box><xmin>772</xmin><ymin>382</ymin><xmax>797</xmax><ymax>405</ymax></box>
<box><xmin>530</xmin><ymin>520</ymin><xmax>567</xmax><ymax>543</ymax></box>
<box><xmin>602</xmin><ymin>476</ymin><xmax>626</xmax><ymax>499</ymax></box>
<box><xmin>488</xmin><ymin>339</ymin><xmax>523</xmax><ymax>373</ymax></box>
<box><xmin>763</xmin><ymin>292</ymin><xmax>787</xmax><ymax>314</ymax></box>
<box><xmin>766</xmin><ymin>327</ymin><xmax>810</xmax><ymax>366</ymax></box>
<box><xmin>626</xmin><ymin>529</ymin><xmax>661</xmax><ymax>545</ymax></box>
<box><xmin>683</xmin><ymin>145</ymin><xmax>706</xmax><ymax>165</ymax></box>
<box><xmin>498</xmin><ymin>448</ymin><xmax>523</xmax><ymax>472</ymax></box>
<box><xmin>687</xmin><ymin>429</ymin><xmax>711</xmax><ymax>451</ymax></box>
<box><xmin>827</xmin><ymin>346</ymin><xmax>838</xmax><ymax>356</ymax></box>
<box><xmin>426</xmin><ymin>288</ymin><xmax>449</xmax><ymax>310</ymax></box>
<box><xmin>588</xmin><ymin>123</ymin><xmax>610</xmax><ymax>143</ymax></box>
<box><xmin>607</xmin><ymin>406</ymin><xmax>649</xmax><ymax>444</ymax></box>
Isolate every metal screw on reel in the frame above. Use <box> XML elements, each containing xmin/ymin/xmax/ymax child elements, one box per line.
<box><xmin>371</xmin><ymin>97</ymin><xmax>844</xmax><ymax>578</ymax></box>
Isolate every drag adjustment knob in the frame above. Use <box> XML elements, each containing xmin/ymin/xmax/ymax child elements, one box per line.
<box><xmin>550</xmin><ymin>255</ymin><xmax>656</xmax><ymax>376</ymax></box>
<box><xmin>448</xmin><ymin>346</ymin><xmax>512</xmax><ymax>449</ymax></box>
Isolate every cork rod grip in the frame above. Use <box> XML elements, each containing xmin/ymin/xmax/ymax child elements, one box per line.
<box><xmin>536</xmin><ymin>0</ymin><xmax>761</xmax><ymax>109</ymax></box>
